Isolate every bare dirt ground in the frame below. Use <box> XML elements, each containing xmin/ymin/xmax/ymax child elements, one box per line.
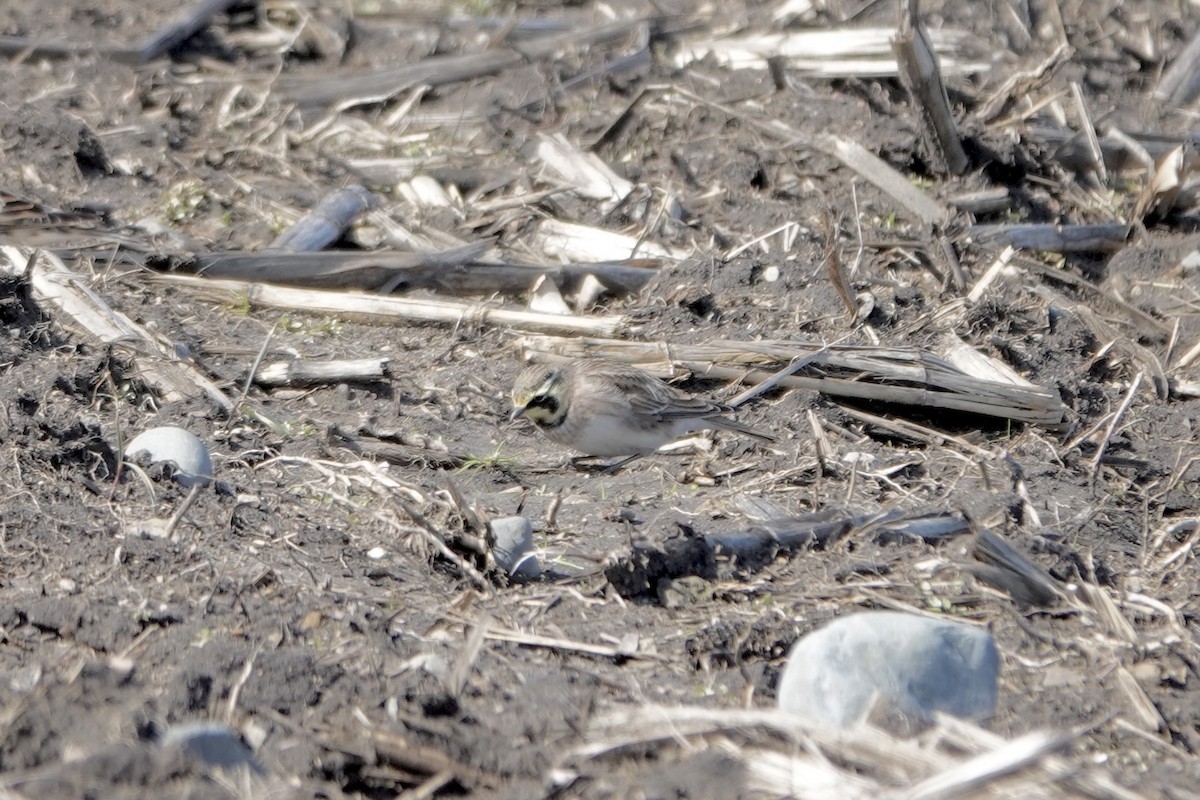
<box><xmin>2</xmin><ymin>0</ymin><xmax>1200</xmax><ymax>798</ymax></box>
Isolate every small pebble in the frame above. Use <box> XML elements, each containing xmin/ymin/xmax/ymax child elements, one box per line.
<box><xmin>241</xmin><ymin>720</ymin><xmax>267</xmax><ymax>752</ymax></box>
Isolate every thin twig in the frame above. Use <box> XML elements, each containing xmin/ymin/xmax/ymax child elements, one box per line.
<box><xmin>239</xmin><ymin>322</ymin><xmax>277</xmax><ymax>409</ymax></box>
<box><xmin>1089</xmin><ymin>371</ymin><xmax>1143</xmax><ymax>480</ymax></box>
<box><xmin>726</xmin><ymin>335</ymin><xmax>851</xmax><ymax>408</ymax></box>
<box><xmin>163</xmin><ymin>483</ymin><xmax>205</xmax><ymax>540</ymax></box>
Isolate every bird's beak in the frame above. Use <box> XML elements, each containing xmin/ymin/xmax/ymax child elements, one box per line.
<box><xmin>509</xmin><ymin>403</ymin><xmax>528</xmax><ymax>422</ymax></box>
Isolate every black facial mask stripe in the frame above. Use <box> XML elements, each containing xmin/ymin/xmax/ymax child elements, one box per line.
<box><xmin>527</xmin><ymin>394</ymin><xmax>564</xmax><ymax>429</ymax></box>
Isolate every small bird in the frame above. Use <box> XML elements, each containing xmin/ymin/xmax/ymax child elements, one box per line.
<box><xmin>509</xmin><ymin>358</ymin><xmax>773</xmax><ymax>463</ymax></box>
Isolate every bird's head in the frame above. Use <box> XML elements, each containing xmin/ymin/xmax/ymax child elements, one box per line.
<box><xmin>510</xmin><ymin>364</ymin><xmax>568</xmax><ymax>427</ymax></box>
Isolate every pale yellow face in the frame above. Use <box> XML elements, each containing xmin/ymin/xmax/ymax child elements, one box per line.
<box><xmin>511</xmin><ymin>366</ymin><xmax>568</xmax><ymax>427</ymax></box>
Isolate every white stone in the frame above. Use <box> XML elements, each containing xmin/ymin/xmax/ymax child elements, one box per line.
<box><xmin>489</xmin><ymin>516</ymin><xmax>541</xmax><ymax>579</ymax></box>
<box><xmin>125</xmin><ymin>426</ymin><xmax>213</xmax><ymax>488</ymax></box>
<box><xmin>777</xmin><ymin>611</ymin><xmax>999</xmax><ymax>729</ymax></box>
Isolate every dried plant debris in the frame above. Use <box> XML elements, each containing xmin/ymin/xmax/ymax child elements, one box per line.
<box><xmin>564</xmin><ymin>706</ymin><xmax>1127</xmax><ymax>800</ymax></box>
<box><xmin>4</xmin><ymin>0</ymin><xmax>1200</xmax><ymax>798</ymax></box>
<box><xmin>673</xmin><ymin>25</ymin><xmax>990</xmax><ymax>76</ymax></box>
<box><xmin>893</xmin><ymin>0</ymin><xmax>969</xmax><ymax>175</ymax></box>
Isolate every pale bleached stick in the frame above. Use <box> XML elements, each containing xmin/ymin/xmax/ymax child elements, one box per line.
<box><xmin>255</xmin><ymin>357</ymin><xmax>391</xmax><ymax>387</ymax></box>
<box><xmin>966</xmin><ymin>245</ymin><xmax>1016</xmax><ymax>303</ymax></box>
<box><xmin>815</xmin><ymin>134</ymin><xmax>948</xmax><ymax>224</ymax></box>
<box><xmin>153</xmin><ymin>272</ymin><xmax>629</xmax><ymax>336</ymax></box>
<box><xmin>673</xmin><ymin>27</ymin><xmax>988</xmax><ymax>76</ymax></box>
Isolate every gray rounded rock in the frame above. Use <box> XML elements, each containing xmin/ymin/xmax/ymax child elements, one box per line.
<box><xmin>489</xmin><ymin>516</ymin><xmax>541</xmax><ymax>579</ymax></box>
<box><xmin>162</xmin><ymin>722</ymin><xmax>263</xmax><ymax>772</ymax></box>
<box><xmin>777</xmin><ymin>611</ymin><xmax>999</xmax><ymax>729</ymax></box>
<box><xmin>125</xmin><ymin>426</ymin><xmax>213</xmax><ymax>488</ymax></box>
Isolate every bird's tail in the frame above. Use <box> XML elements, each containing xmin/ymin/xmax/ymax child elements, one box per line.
<box><xmin>707</xmin><ymin>415</ymin><xmax>777</xmax><ymax>443</ymax></box>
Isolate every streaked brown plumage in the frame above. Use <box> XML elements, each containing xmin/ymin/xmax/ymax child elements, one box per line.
<box><xmin>509</xmin><ymin>358</ymin><xmax>773</xmax><ymax>458</ymax></box>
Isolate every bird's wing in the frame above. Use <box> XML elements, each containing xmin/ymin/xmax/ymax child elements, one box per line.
<box><xmin>587</xmin><ymin>361</ymin><xmax>727</xmax><ymax>421</ymax></box>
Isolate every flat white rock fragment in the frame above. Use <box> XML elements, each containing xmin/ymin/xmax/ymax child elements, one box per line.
<box><xmin>777</xmin><ymin>611</ymin><xmax>999</xmax><ymax>729</ymax></box>
<box><xmin>125</xmin><ymin>426</ymin><xmax>213</xmax><ymax>488</ymax></box>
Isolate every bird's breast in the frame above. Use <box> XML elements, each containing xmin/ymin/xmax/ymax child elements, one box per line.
<box><xmin>547</xmin><ymin>412</ymin><xmax>681</xmax><ymax>456</ymax></box>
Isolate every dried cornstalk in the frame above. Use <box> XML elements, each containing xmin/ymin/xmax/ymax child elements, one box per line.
<box><xmin>1131</xmin><ymin>143</ymin><xmax>1198</xmax><ymax>222</ymax></box>
<box><xmin>893</xmin><ymin>0</ymin><xmax>969</xmax><ymax>175</ymax></box>
<box><xmin>254</xmin><ymin>358</ymin><xmax>390</xmax><ymax>388</ymax></box>
<box><xmin>270</xmin><ymin>185</ymin><xmax>377</xmax><ymax>252</ymax></box>
<box><xmin>534</xmin><ymin>132</ymin><xmax>633</xmax><ymax>209</ymax></box>
<box><xmin>1155</xmin><ymin>26</ymin><xmax>1200</xmax><ymax>106</ymax></box>
<box><xmin>280</xmin><ymin>18</ymin><xmax>648</xmax><ymax>108</ymax></box>
<box><xmin>673</xmin><ymin>27</ymin><xmax>988</xmax><ymax>76</ymax></box>
<box><xmin>154</xmin><ymin>273</ymin><xmax>630</xmax><ymax>336</ymax></box>
<box><xmin>970</xmin><ymin>224</ymin><xmax>1129</xmax><ymax>253</ymax></box>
